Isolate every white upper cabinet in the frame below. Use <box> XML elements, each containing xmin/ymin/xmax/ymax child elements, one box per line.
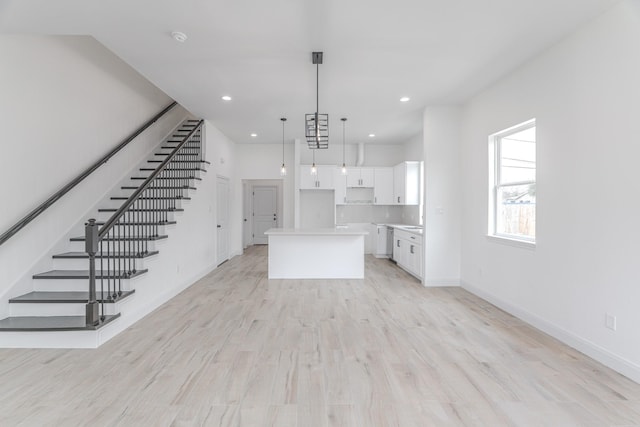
<box><xmin>346</xmin><ymin>167</ymin><xmax>374</xmax><ymax>188</ymax></box>
<box><xmin>300</xmin><ymin>165</ymin><xmax>335</xmax><ymax>190</ymax></box>
<box><xmin>393</xmin><ymin>161</ymin><xmax>420</xmax><ymax>205</ymax></box>
<box><xmin>373</xmin><ymin>167</ymin><xmax>394</xmax><ymax>205</ymax></box>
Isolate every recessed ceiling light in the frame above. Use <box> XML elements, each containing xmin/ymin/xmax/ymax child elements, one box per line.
<box><xmin>221</xmin><ymin>95</ymin><xmax>232</xmax><ymax>101</ymax></box>
<box><xmin>250</xmin><ymin>133</ymin><xmax>257</xmax><ymax>137</ymax></box>
<box><xmin>171</xmin><ymin>31</ymin><xmax>187</xmax><ymax>43</ymax></box>
<box><xmin>368</xmin><ymin>134</ymin><xmax>376</xmax><ymax>138</ymax></box>
<box><xmin>400</xmin><ymin>96</ymin><xmax>410</xmax><ymax>102</ymax></box>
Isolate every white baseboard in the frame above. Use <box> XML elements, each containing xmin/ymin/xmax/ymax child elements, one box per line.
<box><xmin>424</xmin><ymin>278</ymin><xmax>460</xmax><ymax>287</ymax></box>
<box><xmin>461</xmin><ymin>280</ymin><xmax>640</xmax><ymax>384</ymax></box>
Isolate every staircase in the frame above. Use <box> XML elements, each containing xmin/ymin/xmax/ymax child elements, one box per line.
<box><xmin>0</xmin><ymin>119</ymin><xmax>207</xmax><ymax>339</ymax></box>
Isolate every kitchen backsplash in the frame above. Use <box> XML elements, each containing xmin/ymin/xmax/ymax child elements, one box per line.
<box><xmin>336</xmin><ymin>205</ymin><xmax>420</xmax><ymax>225</ymax></box>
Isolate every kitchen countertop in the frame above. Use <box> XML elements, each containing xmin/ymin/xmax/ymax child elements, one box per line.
<box><xmin>373</xmin><ymin>223</ymin><xmax>424</xmax><ymax>235</ymax></box>
<box><xmin>265</xmin><ymin>228</ymin><xmax>369</xmax><ymax>236</ymax></box>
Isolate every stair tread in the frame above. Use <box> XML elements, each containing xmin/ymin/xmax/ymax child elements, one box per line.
<box><xmin>98</xmin><ymin>208</ymin><xmax>184</xmax><ymax>212</ymax></box>
<box><xmin>9</xmin><ymin>290</ymin><xmax>135</xmax><ymax>303</ymax></box>
<box><xmin>94</xmin><ymin>221</ymin><xmax>177</xmax><ymax>226</ymax></box>
<box><xmin>147</xmin><ymin>160</ymin><xmax>207</xmax><ymax>163</ymax></box>
<box><xmin>111</xmin><ymin>196</ymin><xmax>190</xmax><ymax>200</ymax></box>
<box><xmin>52</xmin><ymin>251</ymin><xmax>159</xmax><ymax>259</ymax></box>
<box><xmin>70</xmin><ymin>235</ymin><xmax>167</xmax><ymax>242</ymax></box>
<box><xmin>161</xmin><ymin>145</ymin><xmax>200</xmax><ymax>148</ymax></box>
<box><xmin>131</xmin><ymin>176</ymin><xmax>201</xmax><ymax>180</ymax></box>
<box><xmin>140</xmin><ymin>168</ymin><xmax>205</xmax><ymax>172</ymax></box>
<box><xmin>0</xmin><ymin>314</ymin><xmax>120</xmax><ymax>331</ymax></box>
<box><xmin>121</xmin><ymin>186</ymin><xmax>196</xmax><ymax>190</ymax></box>
<box><xmin>33</xmin><ymin>269</ymin><xmax>148</xmax><ymax>279</ymax></box>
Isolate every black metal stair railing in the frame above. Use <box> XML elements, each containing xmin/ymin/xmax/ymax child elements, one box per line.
<box><xmin>84</xmin><ymin>120</ymin><xmax>204</xmax><ymax>326</ymax></box>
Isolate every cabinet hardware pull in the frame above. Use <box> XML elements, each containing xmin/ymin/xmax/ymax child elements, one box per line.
<box><xmin>410</xmin><ymin>245</ymin><xmax>414</xmax><ymax>254</ymax></box>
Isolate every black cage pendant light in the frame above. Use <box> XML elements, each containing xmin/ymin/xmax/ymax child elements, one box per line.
<box><xmin>305</xmin><ymin>52</ymin><xmax>329</xmax><ymax>149</ymax></box>
<box><xmin>280</xmin><ymin>117</ymin><xmax>287</xmax><ymax>176</ymax></box>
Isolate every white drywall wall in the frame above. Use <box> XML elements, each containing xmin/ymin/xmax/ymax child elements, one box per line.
<box><xmin>234</xmin><ymin>143</ymin><xmax>294</xmax><ymax>229</ymax></box>
<box><xmin>459</xmin><ymin>0</ymin><xmax>640</xmax><ymax>382</ymax></box>
<box><xmin>423</xmin><ymin>107</ymin><xmax>462</xmax><ymax>286</ymax></box>
<box><xmin>205</xmin><ymin>121</ymin><xmax>242</xmax><ymax>258</ymax></box>
<box><xmin>299</xmin><ymin>142</ymin><xmax>419</xmax><ymax>167</ymax></box>
<box><xmin>0</xmin><ymin>35</ymin><xmax>184</xmax><ymax>318</ymax></box>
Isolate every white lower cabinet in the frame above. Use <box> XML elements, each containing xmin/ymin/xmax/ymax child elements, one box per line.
<box><xmin>375</xmin><ymin>225</ymin><xmax>389</xmax><ymax>258</ymax></box>
<box><xmin>392</xmin><ymin>228</ymin><xmax>423</xmax><ymax>279</ymax></box>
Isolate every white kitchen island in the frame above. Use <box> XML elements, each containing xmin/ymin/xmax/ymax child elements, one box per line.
<box><xmin>265</xmin><ymin>228</ymin><xmax>368</xmax><ymax>279</ymax></box>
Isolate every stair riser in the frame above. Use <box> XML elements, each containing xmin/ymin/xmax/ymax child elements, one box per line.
<box><xmin>140</xmin><ymin>169</ymin><xmax>204</xmax><ymax>178</ymax></box>
<box><xmin>104</xmin><ymin>199</ymin><xmax>187</xmax><ymax>210</ymax></box>
<box><xmin>52</xmin><ymin>257</ymin><xmax>149</xmax><ymax>271</ymax></box>
<box><xmin>119</xmin><ymin>188</ymin><xmax>191</xmax><ymax>199</ymax></box>
<box><xmin>33</xmin><ymin>278</ymin><xmax>135</xmax><ymax>293</ymax></box>
<box><xmin>10</xmin><ymin>302</ymin><xmax>119</xmax><ymax>317</ymax></box>
<box><xmin>68</xmin><ymin>240</ymin><xmax>163</xmax><ymax>253</ymax></box>
<box><xmin>95</xmin><ymin>210</ymin><xmax>180</xmax><ymax>222</ymax></box>
<box><xmin>128</xmin><ymin>177</ymin><xmax>197</xmax><ymax>185</ymax></box>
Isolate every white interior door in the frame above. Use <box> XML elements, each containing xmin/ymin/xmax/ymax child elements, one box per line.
<box><xmin>242</xmin><ymin>182</ymin><xmax>251</xmax><ymax>248</ymax></box>
<box><xmin>252</xmin><ymin>186</ymin><xmax>277</xmax><ymax>244</ymax></box>
<box><xmin>217</xmin><ymin>176</ymin><xmax>229</xmax><ymax>265</ymax></box>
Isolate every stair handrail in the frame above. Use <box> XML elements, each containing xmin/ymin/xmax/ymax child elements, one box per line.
<box><xmin>0</xmin><ymin>101</ymin><xmax>178</xmax><ymax>247</ymax></box>
<box><xmin>84</xmin><ymin>119</ymin><xmax>204</xmax><ymax>325</ymax></box>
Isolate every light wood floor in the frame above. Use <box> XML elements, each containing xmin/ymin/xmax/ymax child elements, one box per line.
<box><xmin>1</xmin><ymin>246</ymin><xmax>640</xmax><ymax>426</ymax></box>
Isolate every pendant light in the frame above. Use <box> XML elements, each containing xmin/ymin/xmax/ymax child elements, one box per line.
<box><xmin>305</xmin><ymin>52</ymin><xmax>329</xmax><ymax>149</ymax></box>
<box><xmin>280</xmin><ymin>117</ymin><xmax>287</xmax><ymax>176</ymax></box>
<box><xmin>311</xmin><ymin>150</ymin><xmax>317</xmax><ymax>175</ymax></box>
<box><xmin>341</xmin><ymin>118</ymin><xmax>347</xmax><ymax>175</ymax></box>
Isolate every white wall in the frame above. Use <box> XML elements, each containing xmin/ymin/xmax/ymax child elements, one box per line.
<box><xmin>459</xmin><ymin>0</ymin><xmax>640</xmax><ymax>382</ymax></box>
<box><xmin>403</xmin><ymin>134</ymin><xmax>424</xmax><ymax>161</ymax></box>
<box><xmin>234</xmin><ymin>143</ymin><xmax>294</xmax><ymax>229</ymax></box>
<box><xmin>423</xmin><ymin>107</ymin><xmax>462</xmax><ymax>286</ymax></box>
<box><xmin>299</xmin><ymin>142</ymin><xmax>417</xmax><ymax>167</ymax></box>
<box><xmin>0</xmin><ymin>35</ymin><xmax>183</xmax><ymax>317</ymax></box>
<box><xmin>205</xmin><ymin>121</ymin><xmax>241</xmax><ymax>258</ymax></box>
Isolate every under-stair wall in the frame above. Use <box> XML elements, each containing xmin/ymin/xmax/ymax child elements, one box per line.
<box><xmin>0</xmin><ymin>35</ymin><xmax>186</xmax><ymax>319</ymax></box>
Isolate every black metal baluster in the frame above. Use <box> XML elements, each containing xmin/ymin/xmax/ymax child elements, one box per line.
<box><xmin>100</xmin><ymin>239</ymin><xmax>105</xmax><ymax>321</ymax></box>
<box><xmin>130</xmin><ymin>209</ymin><xmax>136</xmax><ymax>274</ymax></box>
<box><xmin>107</xmin><ymin>229</ymin><xmax>112</xmax><ymax>305</ymax></box>
<box><xmin>136</xmin><ymin>201</ymin><xmax>141</xmax><ymax>258</ymax></box>
<box><xmin>116</xmin><ymin>219</ymin><xmax>121</xmax><ymax>298</ymax></box>
<box><xmin>144</xmin><ymin>187</ymin><xmax>149</xmax><ymax>254</ymax></box>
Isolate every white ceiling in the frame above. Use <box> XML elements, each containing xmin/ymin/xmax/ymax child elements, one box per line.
<box><xmin>0</xmin><ymin>0</ymin><xmax>620</xmax><ymax>145</ymax></box>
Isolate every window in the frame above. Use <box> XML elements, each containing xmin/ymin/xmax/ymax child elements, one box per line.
<box><xmin>489</xmin><ymin>120</ymin><xmax>536</xmax><ymax>242</ymax></box>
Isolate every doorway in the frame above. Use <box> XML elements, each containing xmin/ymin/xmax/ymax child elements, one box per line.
<box><xmin>252</xmin><ymin>186</ymin><xmax>277</xmax><ymax>244</ymax></box>
<box><xmin>216</xmin><ymin>176</ymin><xmax>229</xmax><ymax>265</ymax></box>
<box><xmin>242</xmin><ymin>179</ymin><xmax>283</xmax><ymax>247</ymax></box>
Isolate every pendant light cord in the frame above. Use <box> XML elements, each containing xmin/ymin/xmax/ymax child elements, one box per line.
<box><xmin>315</xmin><ymin>63</ymin><xmax>320</xmax><ymax>148</ymax></box>
<box><xmin>342</xmin><ymin>119</ymin><xmax>346</xmax><ymax>164</ymax></box>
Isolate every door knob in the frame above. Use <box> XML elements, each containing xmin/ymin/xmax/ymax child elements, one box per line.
<box><xmin>217</xmin><ymin>225</ymin><xmax>221</xmax><ymax>228</ymax></box>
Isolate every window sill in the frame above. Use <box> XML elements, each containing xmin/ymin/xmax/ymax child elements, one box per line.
<box><xmin>486</xmin><ymin>235</ymin><xmax>536</xmax><ymax>250</ymax></box>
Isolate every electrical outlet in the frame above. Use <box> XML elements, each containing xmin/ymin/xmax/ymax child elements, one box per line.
<box><xmin>605</xmin><ymin>313</ymin><xmax>617</xmax><ymax>331</ymax></box>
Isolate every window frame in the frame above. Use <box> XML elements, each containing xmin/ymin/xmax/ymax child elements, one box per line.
<box><xmin>488</xmin><ymin>119</ymin><xmax>536</xmax><ymax>245</ymax></box>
